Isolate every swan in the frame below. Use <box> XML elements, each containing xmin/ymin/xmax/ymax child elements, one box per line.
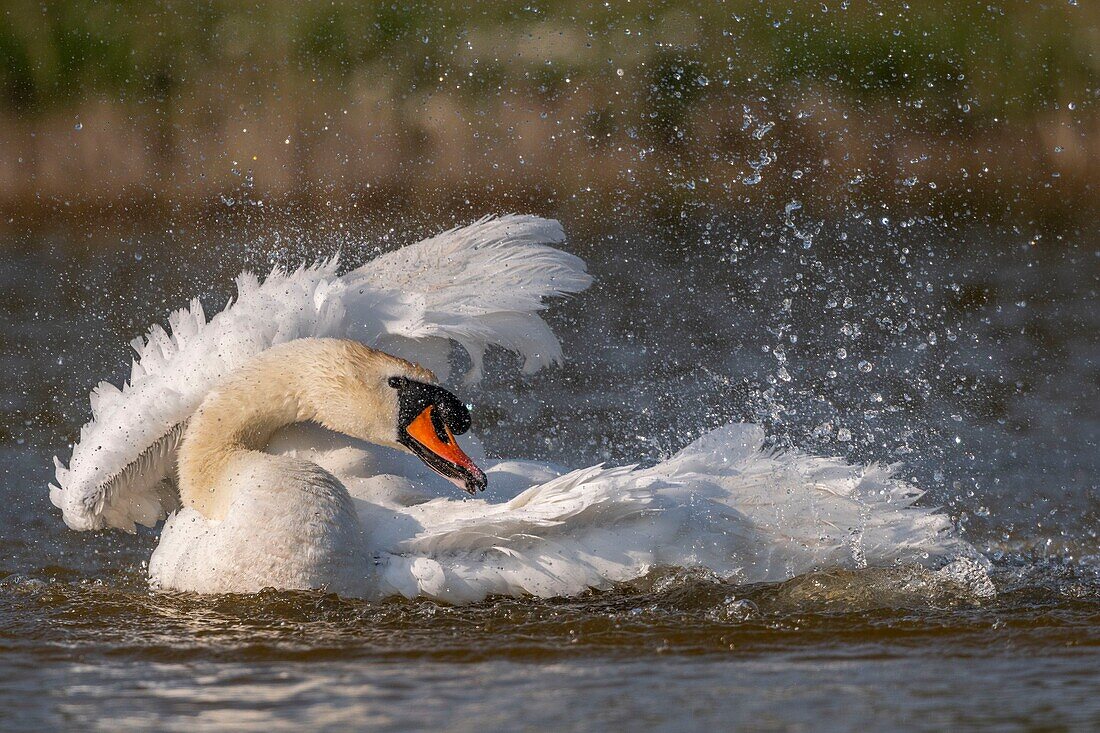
<box><xmin>49</xmin><ymin>215</ymin><xmax>978</xmax><ymax>602</ymax></box>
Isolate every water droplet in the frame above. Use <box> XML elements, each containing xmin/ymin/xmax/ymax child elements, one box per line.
<box><xmin>837</xmin><ymin>428</ymin><xmax>852</xmax><ymax>442</ymax></box>
<box><xmin>836</xmin><ymin>348</ymin><xmax>848</xmax><ymax>360</ymax></box>
<box><xmin>857</xmin><ymin>360</ymin><xmax>872</xmax><ymax>373</ymax></box>
<box><xmin>74</xmin><ymin>122</ymin><xmax>82</xmax><ymax>131</ymax></box>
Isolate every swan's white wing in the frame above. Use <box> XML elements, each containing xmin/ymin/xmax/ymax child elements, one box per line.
<box><xmin>368</xmin><ymin>424</ymin><xmax>979</xmax><ymax>604</ymax></box>
<box><xmin>50</xmin><ymin>261</ymin><xmax>349</xmax><ymax>532</ymax></box>
<box><xmin>342</xmin><ymin>214</ymin><xmax>592</xmax><ymax>381</ymax></box>
<box><xmin>52</xmin><ymin>215</ymin><xmax>590</xmax><ymax>533</ymax></box>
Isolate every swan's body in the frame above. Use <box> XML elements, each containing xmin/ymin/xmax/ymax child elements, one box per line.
<box><xmin>51</xmin><ymin>215</ymin><xmax>978</xmax><ymax>603</ymax></box>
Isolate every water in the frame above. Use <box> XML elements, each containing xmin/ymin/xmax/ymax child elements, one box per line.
<box><xmin>2</xmin><ymin>566</ymin><xmax>1100</xmax><ymax>731</ymax></box>
<box><xmin>1</xmin><ymin>212</ymin><xmax>1098</xmax><ymax>730</ymax></box>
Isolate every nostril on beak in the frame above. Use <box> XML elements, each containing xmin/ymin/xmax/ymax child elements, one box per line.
<box><xmin>464</xmin><ymin>468</ymin><xmax>488</xmax><ymax>494</ymax></box>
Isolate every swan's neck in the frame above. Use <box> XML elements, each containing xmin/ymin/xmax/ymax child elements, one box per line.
<box><xmin>178</xmin><ymin>365</ymin><xmax>316</xmax><ymax>520</ymax></box>
<box><xmin>176</xmin><ymin>339</ymin><xmax>422</xmax><ymax>520</ymax></box>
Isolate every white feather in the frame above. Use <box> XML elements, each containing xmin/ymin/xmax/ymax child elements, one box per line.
<box><xmin>343</xmin><ymin>214</ymin><xmax>591</xmax><ymax>381</ymax></box>
<box><xmin>358</xmin><ymin>424</ymin><xmax>978</xmax><ymax>602</ymax></box>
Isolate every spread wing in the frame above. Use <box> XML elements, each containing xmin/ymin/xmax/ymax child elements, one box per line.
<box><xmin>51</xmin><ymin>215</ymin><xmax>591</xmax><ymax>532</ymax></box>
<box><xmin>342</xmin><ymin>214</ymin><xmax>591</xmax><ymax>381</ymax></box>
<box><xmin>50</xmin><ymin>261</ymin><xmax>349</xmax><ymax>532</ymax></box>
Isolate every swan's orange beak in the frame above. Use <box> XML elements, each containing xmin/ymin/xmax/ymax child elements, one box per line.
<box><xmin>403</xmin><ymin>405</ymin><xmax>487</xmax><ymax>494</ymax></box>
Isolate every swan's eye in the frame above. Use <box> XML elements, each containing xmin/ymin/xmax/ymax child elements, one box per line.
<box><xmin>394</xmin><ymin>378</ymin><xmax>472</xmax><ymax>436</ymax></box>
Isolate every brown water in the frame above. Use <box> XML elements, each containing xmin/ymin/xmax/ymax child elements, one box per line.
<box><xmin>3</xmin><ymin>561</ymin><xmax>1100</xmax><ymax>731</ymax></box>
<box><xmin>1</xmin><ymin>213</ymin><xmax>1098</xmax><ymax>731</ymax></box>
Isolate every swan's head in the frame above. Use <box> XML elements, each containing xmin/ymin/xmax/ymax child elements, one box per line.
<box><xmin>386</xmin><ymin>375</ymin><xmax>487</xmax><ymax>494</ymax></box>
<box><xmin>307</xmin><ymin>340</ymin><xmax>487</xmax><ymax>494</ymax></box>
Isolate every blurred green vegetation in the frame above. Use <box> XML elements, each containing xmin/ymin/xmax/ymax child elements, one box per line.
<box><xmin>1</xmin><ymin>0</ymin><xmax>1091</xmax><ymax>116</ymax></box>
<box><xmin>0</xmin><ymin>0</ymin><xmax>1096</xmax><ymax>223</ymax></box>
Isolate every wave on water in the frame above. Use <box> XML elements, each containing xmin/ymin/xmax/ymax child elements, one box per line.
<box><xmin>2</xmin><ymin>556</ymin><xmax>1098</xmax><ymax>663</ymax></box>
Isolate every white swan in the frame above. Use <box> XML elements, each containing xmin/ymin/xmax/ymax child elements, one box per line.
<box><xmin>50</xmin><ymin>215</ymin><xmax>976</xmax><ymax>602</ymax></box>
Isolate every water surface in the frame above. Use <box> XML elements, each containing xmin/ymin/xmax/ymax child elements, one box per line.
<box><xmin>1</xmin><ymin>215</ymin><xmax>1097</xmax><ymax>731</ymax></box>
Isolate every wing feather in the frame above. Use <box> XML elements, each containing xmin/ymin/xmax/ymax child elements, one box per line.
<box><xmin>343</xmin><ymin>214</ymin><xmax>591</xmax><ymax>381</ymax></box>
<box><xmin>52</xmin><ymin>260</ymin><xmax>346</xmax><ymax>531</ymax></box>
